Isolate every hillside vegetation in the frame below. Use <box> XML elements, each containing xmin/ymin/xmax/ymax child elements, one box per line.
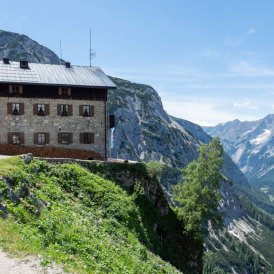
<box><xmin>0</xmin><ymin>157</ymin><xmax>202</xmax><ymax>274</ymax></box>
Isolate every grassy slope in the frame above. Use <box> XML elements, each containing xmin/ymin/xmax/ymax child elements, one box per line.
<box><xmin>0</xmin><ymin>157</ymin><xmax>190</xmax><ymax>274</ymax></box>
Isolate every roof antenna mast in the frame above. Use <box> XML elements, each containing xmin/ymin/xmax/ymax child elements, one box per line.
<box><xmin>89</xmin><ymin>28</ymin><xmax>96</xmax><ymax>66</ymax></box>
<box><xmin>59</xmin><ymin>39</ymin><xmax>63</xmax><ymax>60</ymax></box>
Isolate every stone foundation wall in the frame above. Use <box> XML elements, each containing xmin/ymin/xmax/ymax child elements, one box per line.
<box><xmin>0</xmin><ymin>144</ymin><xmax>103</xmax><ymax>160</ymax></box>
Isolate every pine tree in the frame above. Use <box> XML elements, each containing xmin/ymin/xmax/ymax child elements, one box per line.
<box><xmin>173</xmin><ymin>137</ymin><xmax>224</xmax><ymax>240</ymax></box>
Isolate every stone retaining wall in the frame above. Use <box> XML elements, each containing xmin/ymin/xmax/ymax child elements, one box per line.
<box><xmin>0</xmin><ymin>145</ymin><xmax>103</xmax><ymax>160</ymax></box>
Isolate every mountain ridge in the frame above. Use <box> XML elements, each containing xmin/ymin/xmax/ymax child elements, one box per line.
<box><xmin>0</xmin><ymin>29</ymin><xmax>61</xmax><ymax>64</ymax></box>
<box><xmin>204</xmin><ymin>114</ymin><xmax>274</xmax><ymax>203</ymax></box>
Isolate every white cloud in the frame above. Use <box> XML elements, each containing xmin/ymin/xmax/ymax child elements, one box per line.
<box><xmin>201</xmin><ymin>49</ymin><xmax>221</xmax><ymax>59</ymax></box>
<box><xmin>225</xmin><ymin>28</ymin><xmax>256</xmax><ymax>46</ymax></box>
<box><xmin>225</xmin><ymin>36</ymin><xmax>245</xmax><ymax>46</ymax></box>
<box><xmin>248</xmin><ymin>28</ymin><xmax>256</xmax><ymax>34</ymax></box>
<box><xmin>229</xmin><ymin>61</ymin><xmax>274</xmax><ymax>77</ymax></box>
<box><xmin>161</xmin><ymin>97</ymin><xmax>253</xmax><ymax>126</ymax></box>
<box><xmin>233</xmin><ymin>101</ymin><xmax>259</xmax><ymax>110</ymax></box>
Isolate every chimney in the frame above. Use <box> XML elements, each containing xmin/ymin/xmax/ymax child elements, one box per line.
<box><xmin>19</xmin><ymin>60</ymin><xmax>29</xmax><ymax>69</ymax></box>
<box><xmin>65</xmin><ymin>62</ymin><xmax>71</xmax><ymax>68</ymax></box>
<box><xmin>3</xmin><ymin>58</ymin><xmax>10</xmax><ymax>64</ymax></box>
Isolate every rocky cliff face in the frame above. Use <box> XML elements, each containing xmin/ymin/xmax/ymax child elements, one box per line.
<box><xmin>108</xmin><ymin>77</ymin><xmax>199</xmax><ymax>167</ymax></box>
<box><xmin>0</xmin><ymin>30</ymin><xmax>61</xmax><ymax>64</ymax></box>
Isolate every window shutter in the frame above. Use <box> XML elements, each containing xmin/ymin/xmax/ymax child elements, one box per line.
<box><xmin>45</xmin><ymin>133</ymin><xmax>50</xmax><ymax>144</ymax></box>
<box><xmin>58</xmin><ymin>87</ymin><xmax>62</xmax><ymax>96</ymax></box>
<box><xmin>90</xmin><ymin>133</ymin><xmax>94</xmax><ymax>144</ymax></box>
<box><xmin>90</xmin><ymin>106</ymin><xmax>94</xmax><ymax>117</ymax></box>
<box><xmin>19</xmin><ymin>86</ymin><xmax>23</xmax><ymax>94</ymax></box>
<box><xmin>109</xmin><ymin>115</ymin><xmax>115</xmax><ymax>128</ymax></box>
<box><xmin>79</xmin><ymin>133</ymin><xmax>84</xmax><ymax>144</ymax></box>
<box><xmin>57</xmin><ymin>105</ymin><xmax>61</xmax><ymax>116</ymax></box>
<box><xmin>57</xmin><ymin>133</ymin><xmax>61</xmax><ymax>144</ymax></box>
<box><xmin>68</xmin><ymin>105</ymin><xmax>73</xmax><ymax>116</ymax></box>
<box><xmin>8</xmin><ymin>85</ymin><xmax>12</xmax><ymax>93</ymax></box>
<box><xmin>20</xmin><ymin>132</ymin><xmax>24</xmax><ymax>144</ymax></box>
<box><xmin>7</xmin><ymin>103</ymin><xmax>12</xmax><ymax>114</ymax></box>
<box><xmin>79</xmin><ymin>105</ymin><xmax>83</xmax><ymax>116</ymax></box>
<box><xmin>33</xmin><ymin>104</ymin><xmax>38</xmax><ymax>115</ymax></box>
<box><xmin>68</xmin><ymin>133</ymin><xmax>73</xmax><ymax>144</ymax></box>
<box><xmin>33</xmin><ymin>133</ymin><xmax>38</xmax><ymax>144</ymax></box>
<box><xmin>45</xmin><ymin>104</ymin><xmax>50</xmax><ymax>115</ymax></box>
<box><xmin>20</xmin><ymin>103</ymin><xmax>24</xmax><ymax>115</ymax></box>
<box><xmin>7</xmin><ymin>133</ymin><xmax>12</xmax><ymax>144</ymax></box>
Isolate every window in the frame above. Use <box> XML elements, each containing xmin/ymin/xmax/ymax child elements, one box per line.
<box><xmin>34</xmin><ymin>133</ymin><xmax>49</xmax><ymax>145</ymax></box>
<box><xmin>57</xmin><ymin>104</ymin><xmax>72</xmax><ymax>116</ymax></box>
<box><xmin>61</xmin><ymin>104</ymin><xmax>69</xmax><ymax>116</ymax></box>
<box><xmin>83</xmin><ymin>133</ymin><xmax>91</xmax><ymax>144</ymax></box>
<box><xmin>8</xmin><ymin>132</ymin><xmax>24</xmax><ymax>145</ymax></box>
<box><xmin>12</xmin><ymin>103</ymin><xmax>20</xmax><ymax>115</ymax></box>
<box><xmin>37</xmin><ymin>133</ymin><xmax>46</xmax><ymax>145</ymax></box>
<box><xmin>83</xmin><ymin>105</ymin><xmax>90</xmax><ymax>117</ymax></box>
<box><xmin>33</xmin><ymin>104</ymin><xmax>49</xmax><ymax>116</ymax></box>
<box><xmin>12</xmin><ymin>134</ymin><xmax>20</xmax><ymax>144</ymax></box>
<box><xmin>9</xmin><ymin>85</ymin><xmax>23</xmax><ymax>94</ymax></box>
<box><xmin>58</xmin><ymin>133</ymin><xmax>73</xmax><ymax>144</ymax></box>
<box><xmin>58</xmin><ymin>87</ymin><xmax>71</xmax><ymax>96</ymax></box>
<box><xmin>79</xmin><ymin>105</ymin><xmax>94</xmax><ymax>117</ymax></box>
<box><xmin>38</xmin><ymin>104</ymin><xmax>46</xmax><ymax>116</ymax></box>
<box><xmin>12</xmin><ymin>85</ymin><xmax>20</xmax><ymax>92</ymax></box>
<box><xmin>80</xmin><ymin>132</ymin><xmax>94</xmax><ymax>144</ymax></box>
<box><xmin>7</xmin><ymin>103</ymin><xmax>24</xmax><ymax>115</ymax></box>
<box><xmin>61</xmin><ymin>133</ymin><xmax>69</xmax><ymax>144</ymax></box>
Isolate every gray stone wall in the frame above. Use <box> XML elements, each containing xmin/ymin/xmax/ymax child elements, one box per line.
<box><xmin>0</xmin><ymin>97</ymin><xmax>107</xmax><ymax>158</ymax></box>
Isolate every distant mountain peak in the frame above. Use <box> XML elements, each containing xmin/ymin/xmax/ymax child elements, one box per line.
<box><xmin>204</xmin><ymin>114</ymin><xmax>274</xmax><ymax>187</ymax></box>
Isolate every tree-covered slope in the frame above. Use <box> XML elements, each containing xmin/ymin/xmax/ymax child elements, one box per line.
<box><xmin>0</xmin><ymin>157</ymin><xmax>202</xmax><ymax>274</ymax></box>
<box><xmin>171</xmin><ymin>117</ymin><xmax>274</xmax><ymax>274</ymax></box>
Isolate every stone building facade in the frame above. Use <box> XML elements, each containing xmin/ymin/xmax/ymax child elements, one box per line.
<box><xmin>0</xmin><ymin>59</ymin><xmax>116</xmax><ymax>160</ymax></box>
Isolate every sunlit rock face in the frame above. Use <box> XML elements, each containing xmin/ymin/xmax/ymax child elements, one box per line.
<box><xmin>108</xmin><ymin>77</ymin><xmax>199</xmax><ymax>167</ymax></box>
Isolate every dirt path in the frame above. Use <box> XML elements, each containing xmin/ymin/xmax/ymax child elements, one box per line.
<box><xmin>0</xmin><ymin>249</ymin><xmax>65</xmax><ymax>274</ymax></box>
<box><xmin>0</xmin><ymin>155</ymin><xmax>12</xmax><ymax>160</ymax></box>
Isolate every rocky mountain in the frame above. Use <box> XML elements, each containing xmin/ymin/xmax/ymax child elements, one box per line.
<box><xmin>108</xmin><ymin>78</ymin><xmax>199</xmax><ymax>167</ymax></box>
<box><xmin>0</xmin><ymin>29</ymin><xmax>273</xmax><ymax>273</ymax></box>
<box><xmin>204</xmin><ymin>115</ymin><xmax>274</xmax><ymax>202</ymax></box>
<box><xmin>0</xmin><ymin>30</ymin><xmax>61</xmax><ymax>64</ymax></box>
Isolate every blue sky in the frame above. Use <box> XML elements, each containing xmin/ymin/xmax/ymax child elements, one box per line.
<box><xmin>1</xmin><ymin>0</ymin><xmax>274</xmax><ymax>125</ymax></box>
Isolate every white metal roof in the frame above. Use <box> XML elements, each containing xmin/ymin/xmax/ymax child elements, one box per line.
<box><xmin>0</xmin><ymin>61</ymin><xmax>116</xmax><ymax>88</ymax></box>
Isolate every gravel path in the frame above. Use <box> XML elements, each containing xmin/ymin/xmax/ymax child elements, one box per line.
<box><xmin>0</xmin><ymin>155</ymin><xmax>12</xmax><ymax>159</ymax></box>
<box><xmin>0</xmin><ymin>249</ymin><xmax>66</xmax><ymax>274</ymax></box>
